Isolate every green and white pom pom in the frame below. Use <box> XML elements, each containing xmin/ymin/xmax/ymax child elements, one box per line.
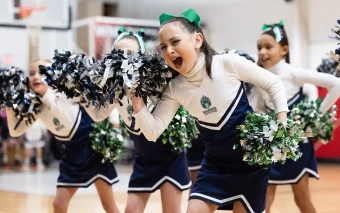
<box><xmin>161</xmin><ymin>105</ymin><xmax>198</xmax><ymax>152</ymax></box>
<box><xmin>290</xmin><ymin>98</ymin><xmax>338</xmax><ymax>142</ymax></box>
<box><xmin>90</xmin><ymin>119</ymin><xmax>124</xmax><ymax>163</ymax></box>
<box><xmin>235</xmin><ymin>112</ymin><xmax>304</xmax><ymax>169</ymax></box>
<box><xmin>290</xmin><ymin>97</ymin><xmax>338</xmax><ymax>143</ymax></box>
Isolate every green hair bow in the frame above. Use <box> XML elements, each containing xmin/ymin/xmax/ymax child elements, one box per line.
<box><xmin>262</xmin><ymin>20</ymin><xmax>284</xmax><ymax>31</ymax></box>
<box><xmin>159</xmin><ymin>8</ymin><xmax>201</xmax><ymax>28</ymax></box>
<box><xmin>262</xmin><ymin>20</ymin><xmax>284</xmax><ymax>42</ymax></box>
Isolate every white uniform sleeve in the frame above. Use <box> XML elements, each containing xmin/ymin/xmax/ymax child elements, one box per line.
<box><xmin>5</xmin><ymin>108</ymin><xmax>40</xmax><ymax>137</ymax></box>
<box><xmin>293</xmin><ymin>69</ymin><xmax>340</xmax><ymax>114</ymax></box>
<box><xmin>223</xmin><ymin>54</ymin><xmax>289</xmax><ymax>113</ymax></box>
<box><xmin>43</xmin><ymin>88</ymin><xmax>115</xmax><ymax>122</ymax></box>
<box><xmin>41</xmin><ymin>88</ymin><xmax>77</xmax><ymax>110</ymax></box>
<box><xmin>302</xmin><ymin>83</ymin><xmax>318</xmax><ymax>101</ymax></box>
<box><xmin>82</xmin><ymin>103</ymin><xmax>117</xmax><ymax>122</ymax></box>
<box><xmin>108</xmin><ymin>108</ymin><xmax>120</xmax><ymax>124</ymax></box>
<box><xmin>134</xmin><ymin>83</ymin><xmax>180</xmax><ymax>142</ymax></box>
<box><xmin>36</xmin><ymin>88</ymin><xmax>79</xmax><ymax>132</ymax></box>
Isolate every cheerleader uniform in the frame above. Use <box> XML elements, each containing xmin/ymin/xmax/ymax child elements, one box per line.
<box><xmin>186</xmin><ymin>137</ymin><xmax>205</xmax><ymax>171</ymax></box>
<box><xmin>133</xmin><ymin>53</ymin><xmax>289</xmax><ymax>213</ymax></box>
<box><xmin>87</xmin><ymin>96</ymin><xmax>191</xmax><ymax>193</ymax></box>
<box><xmin>256</xmin><ymin>59</ymin><xmax>340</xmax><ymax>185</ymax></box>
<box><xmin>120</xmin><ymin>97</ymin><xmax>191</xmax><ymax>193</ymax></box>
<box><xmin>6</xmin><ymin>88</ymin><xmax>119</xmax><ymax>187</ymax></box>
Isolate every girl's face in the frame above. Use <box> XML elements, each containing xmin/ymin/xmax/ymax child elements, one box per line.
<box><xmin>114</xmin><ymin>37</ymin><xmax>139</xmax><ymax>53</ymax></box>
<box><xmin>257</xmin><ymin>34</ymin><xmax>288</xmax><ymax>69</ymax></box>
<box><xmin>158</xmin><ymin>22</ymin><xmax>203</xmax><ymax>75</ymax></box>
<box><xmin>29</xmin><ymin>60</ymin><xmax>49</xmax><ymax>96</ymax></box>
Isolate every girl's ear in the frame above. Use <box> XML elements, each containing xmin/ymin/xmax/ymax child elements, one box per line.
<box><xmin>280</xmin><ymin>45</ymin><xmax>289</xmax><ymax>57</ymax></box>
<box><xmin>193</xmin><ymin>32</ymin><xmax>203</xmax><ymax>49</ymax></box>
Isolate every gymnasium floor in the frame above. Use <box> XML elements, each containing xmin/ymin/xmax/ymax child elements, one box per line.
<box><xmin>0</xmin><ymin>163</ymin><xmax>339</xmax><ymax>213</ymax></box>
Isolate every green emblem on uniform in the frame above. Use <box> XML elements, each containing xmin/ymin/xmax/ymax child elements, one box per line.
<box><xmin>53</xmin><ymin>117</ymin><xmax>60</xmax><ymax>126</ymax></box>
<box><xmin>200</xmin><ymin>95</ymin><xmax>211</xmax><ymax>109</ymax></box>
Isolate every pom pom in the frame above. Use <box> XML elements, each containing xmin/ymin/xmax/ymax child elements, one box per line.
<box><xmin>329</xmin><ymin>19</ymin><xmax>340</xmax><ymax>72</ymax></box>
<box><xmin>290</xmin><ymin>98</ymin><xmax>338</xmax><ymax>143</ymax></box>
<box><xmin>41</xmin><ymin>49</ymin><xmax>173</xmax><ymax>108</ymax></box>
<box><xmin>317</xmin><ymin>54</ymin><xmax>340</xmax><ymax>77</ymax></box>
<box><xmin>235</xmin><ymin>112</ymin><xmax>304</xmax><ymax>169</ymax></box>
<box><xmin>330</xmin><ymin>44</ymin><xmax>340</xmax><ymax>74</ymax></box>
<box><xmin>90</xmin><ymin>118</ymin><xmax>124</xmax><ymax>163</ymax></box>
<box><xmin>329</xmin><ymin>20</ymin><xmax>340</xmax><ymax>41</ymax></box>
<box><xmin>0</xmin><ymin>66</ymin><xmax>41</xmax><ymax>130</ymax></box>
<box><xmin>100</xmin><ymin>49</ymin><xmax>172</xmax><ymax>106</ymax></box>
<box><xmin>10</xmin><ymin>91</ymin><xmax>41</xmax><ymax>130</ymax></box>
<box><xmin>39</xmin><ymin>50</ymin><xmax>105</xmax><ymax>107</ymax></box>
<box><xmin>160</xmin><ymin>105</ymin><xmax>198</xmax><ymax>152</ymax></box>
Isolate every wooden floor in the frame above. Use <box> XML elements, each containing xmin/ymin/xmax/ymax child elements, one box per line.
<box><xmin>0</xmin><ymin>164</ymin><xmax>339</xmax><ymax>213</ymax></box>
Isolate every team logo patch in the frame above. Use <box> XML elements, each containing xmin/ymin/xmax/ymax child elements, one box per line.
<box><xmin>200</xmin><ymin>96</ymin><xmax>211</xmax><ymax>109</ymax></box>
<box><xmin>200</xmin><ymin>95</ymin><xmax>217</xmax><ymax>115</ymax></box>
<box><xmin>53</xmin><ymin>117</ymin><xmax>60</xmax><ymax>126</ymax></box>
<box><xmin>53</xmin><ymin>117</ymin><xmax>65</xmax><ymax>131</ymax></box>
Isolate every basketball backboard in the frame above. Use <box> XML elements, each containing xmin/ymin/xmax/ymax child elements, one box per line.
<box><xmin>0</xmin><ymin>0</ymin><xmax>70</xmax><ymax>30</ymax></box>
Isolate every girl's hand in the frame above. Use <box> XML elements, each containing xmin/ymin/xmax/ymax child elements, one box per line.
<box><xmin>131</xmin><ymin>94</ymin><xmax>145</xmax><ymax>113</ymax></box>
<box><xmin>276</xmin><ymin>111</ymin><xmax>287</xmax><ymax>125</ymax></box>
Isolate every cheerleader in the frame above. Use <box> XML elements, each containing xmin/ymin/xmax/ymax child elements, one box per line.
<box><xmin>257</xmin><ymin>21</ymin><xmax>340</xmax><ymax>213</ymax></box>
<box><xmin>130</xmin><ymin>8</ymin><xmax>289</xmax><ymax>213</ymax></box>
<box><xmin>6</xmin><ymin>59</ymin><xmax>120</xmax><ymax>213</ymax></box>
<box><xmin>86</xmin><ymin>27</ymin><xmax>191</xmax><ymax>213</ymax></box>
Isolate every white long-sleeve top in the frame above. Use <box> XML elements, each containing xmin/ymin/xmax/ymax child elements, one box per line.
<box><xmin>255</xmin><ymin>59</ymin><xmax>340</xmax><ymax>114</ymax></box>
<box><xmin>303</xmin><ymin>83</ymin><xmax>319</xmax><ymax>101</ymax></box>
<box><xmin>134</xmin><ymin>53</ymin><xmax>289</xmax><ymax>142</ymax></box>
<box><xmin>6</xmin><ymin>88</ymin><xmax>115</xmax><ymax>141</ymax></box>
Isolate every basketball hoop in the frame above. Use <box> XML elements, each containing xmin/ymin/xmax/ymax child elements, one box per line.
<box><xmin>17</xmin><ymin>3</ymin><xmax>48</xmax><ymax>70</ymax></box>
<box><xmin>19</xmin><ymin>5</ymin><xmax>47</xmax><ymax>19</ymax></box>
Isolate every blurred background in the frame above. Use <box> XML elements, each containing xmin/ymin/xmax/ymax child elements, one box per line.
<box><xmin>0</xmin><ymin>0</ymin><xmax>340</xmax><ymax>212</ymax></box>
